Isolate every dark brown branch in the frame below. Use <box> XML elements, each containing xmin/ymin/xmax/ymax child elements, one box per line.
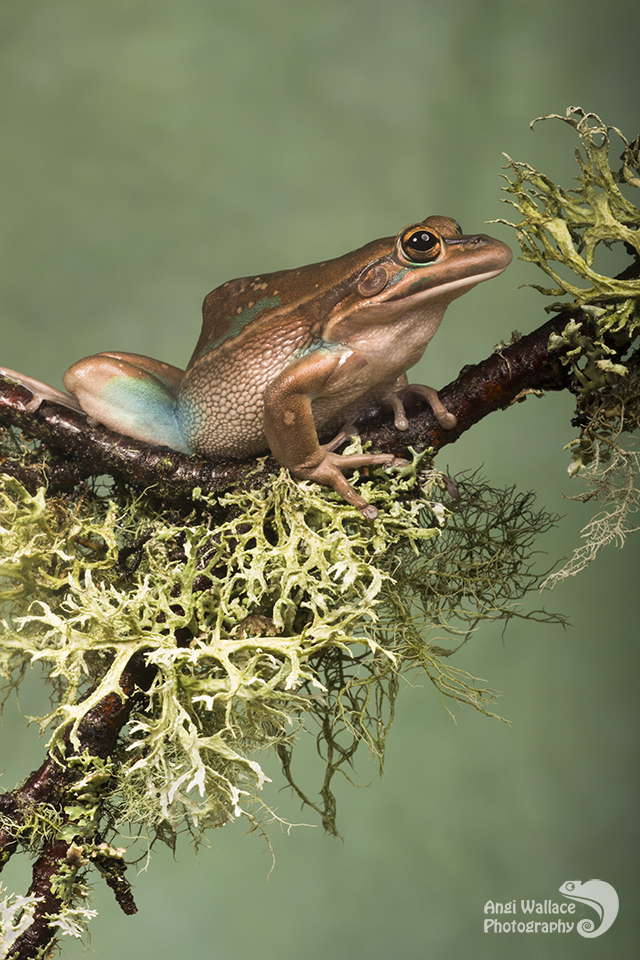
<box><xmin>0</xmin><ymin>652</ymin><xmax>154</xmax><ymax>958</ymax></box>
<box><xmin>0</xmin><ymin>310</ymin><xmax>583</xmax><ymax>502</ymax></box>
<box><xmin>0</xmin><ymin>378</ymin><xmax>246</xmax><ymax>499</ymax></box>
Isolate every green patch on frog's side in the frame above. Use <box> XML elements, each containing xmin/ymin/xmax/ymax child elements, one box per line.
<box><xmin>493</xmin><ymin>107</ymin><xmax>640</xmax><ymax>584</ymax></box>
<box><xmin>199</xmin><ymin>294</ymin><xmax>281</xmax><ymax>356</ymax></box>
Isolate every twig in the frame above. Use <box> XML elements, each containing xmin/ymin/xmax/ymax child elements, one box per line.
<box><xmin>0</xmin><ymin>652</ymin><xmax>154</xmax><ymax>958</ymax></box>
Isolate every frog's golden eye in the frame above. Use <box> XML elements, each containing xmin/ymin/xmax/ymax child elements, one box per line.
<box><xmin>400</xmin><ymin>228</ymin><xmax>441</xmax><ymax>263</ymax></box>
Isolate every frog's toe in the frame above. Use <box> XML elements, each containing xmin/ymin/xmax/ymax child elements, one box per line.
<box><xmin>0</xmin><ymin>367</ymin><xmax>83</xmax><ymax>414</ymax></box>
<box><xmin>388</xmin><ymin>394</ymin><xmax>410</xmax><ymax>431</ymax></box>
<box><xmin>321</xmin><ymin>422</ymin><xmax>359</xmax><ymax>453</ymax></box>
<box><xmin>328</xmin><ymin>451</ymin><xmax>395</xmax><ymax>469</ymax></box>
<box><xmin>438</xmin><ymin>410</ymin><xmax>457</xmax><ymax>429</ymax></box>
<box><xmin>291</xmin><ymin>451</ymin><xmax>389</xmax><ymax>519</ymax></box>
<box><xmin>401</xmin><ymin>383</ymin><xmax>457</xmax><ymax>430</ymax></box>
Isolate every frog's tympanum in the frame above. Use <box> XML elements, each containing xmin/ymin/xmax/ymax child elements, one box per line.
<box><xmin>1</xmin><ymin>216</ymin><xmax>511</xmax><ymax>518</ymax></box>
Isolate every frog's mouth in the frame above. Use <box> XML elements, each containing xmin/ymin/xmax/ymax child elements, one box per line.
<box><xmin>399</xmin><ymin>265</ymin><xmax>509</xmax><ymax>300</ymax></box>
<box><xmin>371</xmin><ymin>264</ymin><xmax>510</xmax><ymax>319</ymax></box>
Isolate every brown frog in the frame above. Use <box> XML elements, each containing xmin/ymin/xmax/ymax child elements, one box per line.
<box><xmin>1</xmin><ymin>216</ymin><xmax>512</xmax><ymax>518</ymax></box>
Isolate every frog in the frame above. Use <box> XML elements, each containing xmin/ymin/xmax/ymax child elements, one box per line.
<box><xmin>1</xmin><ymin>216</ymin><xmax>511</xmax><ymax>519</ymax></box>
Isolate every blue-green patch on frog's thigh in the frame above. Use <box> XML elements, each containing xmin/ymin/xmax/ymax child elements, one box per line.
<box><xmin>100</xmin><ymin>371</ymin><xmax>188</xmax><ymax>453</ymax></box>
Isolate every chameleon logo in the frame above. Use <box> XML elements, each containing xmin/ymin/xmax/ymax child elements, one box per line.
<box><xmin>559</xmin><ymin>879</ymin><xmax>619</xmax><ymax>938</ymax></box>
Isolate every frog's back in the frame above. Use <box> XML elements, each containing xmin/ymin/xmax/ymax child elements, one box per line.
<box><xmin>187</xmin><ymin>237</ymin><xmax>391</xmax><ymax>366</ymax></box>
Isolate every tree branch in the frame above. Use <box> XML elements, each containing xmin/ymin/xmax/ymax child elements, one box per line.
<box><xmin>0</xmin><ymin>310</ymin><xmax>582</xmax><ymax>503</ymax></box>
<box><xmin>0</xmin><ymin>652</ymin><xmax>154</xmax><ymax>958</ymax></box>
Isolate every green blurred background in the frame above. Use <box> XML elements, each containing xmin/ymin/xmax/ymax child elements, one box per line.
<box><xmin>1</xmin><ymin>1</ymin><xmax>638</xmax><ymax>957</ymax></box>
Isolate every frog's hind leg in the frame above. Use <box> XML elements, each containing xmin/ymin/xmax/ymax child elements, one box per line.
<box><xmin>88</xmin><ymin>352</ymin><xmax>185</xmax><ymax>396</ymax></box>
<box><xmin>63</xmin><ymin>352</ymin><xmax>191</xmax><ymax>454</ymax></box>
<box><xmin>0</xmin><ymin>366</ymin><xmax>83</xmax><ymax>413</ymax></box>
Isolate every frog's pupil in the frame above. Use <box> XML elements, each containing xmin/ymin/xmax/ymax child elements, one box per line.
<box><xmin>410</xmin><ymin>231</ymin><xmax>437</xmax><ymax>251</ymax></box>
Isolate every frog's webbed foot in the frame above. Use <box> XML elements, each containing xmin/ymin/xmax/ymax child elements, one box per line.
<box><xmin>395</xmin><ymin>383</ymin><xmax>457</xmax><ymax>430</ymax></box>
<box><xmin>0</xmin><ymin>367</ymin><xmax>84</xmax><ymax>414</ymax></box>
<box><xmin>292</xmin><ymin>450</ymin><xmax>405</xmax><ymax>521</ymax></box>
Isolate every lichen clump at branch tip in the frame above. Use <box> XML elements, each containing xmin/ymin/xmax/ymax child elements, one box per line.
<box><xmin>499</xmin><ymin>107</ymin><xmax>640</xmax><ymax>318</ymax></box>
<box><xmin>498</xmin><ymin>107</ymin><xmax>639</xmax><ymax>398</ymax></box>
<box><xmin>497</xmin><ymin>107</ymin><xmax>640</xmax><ymax>583</ymax></box>
<box><xmin>0</xmin><ymin>441</ymin><xmax>559</xmax><ymax>845</ymax></box>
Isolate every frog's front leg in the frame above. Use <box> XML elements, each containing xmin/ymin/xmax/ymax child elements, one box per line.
<box><xmin>390</xmin><ymin>376</ymin><xmax>457</xmax><ymax>431</ymax></box>
<box><xmin>63</xmin><ymin>352</ymin><xmax>191</xmax><ymax>453</ymax></box>
<box><xmin>263</xmin><ymin>348</ymin><xmax>400</xmax><ymax>520</ymax></box>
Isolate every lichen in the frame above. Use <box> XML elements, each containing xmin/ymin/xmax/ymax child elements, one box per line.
<box><xmin>498</xmin><ymin>106</ymin><xmax>640</xmax><ymax>324</ymax></box>
<box><xmin>0</xmin><ymin>882</ymin><xmax>42</xmax><ymax>956</ymax></box>
<box><xmin>1</xmin><ymin>433</ymin><xmax>560</xmax><ymax>852</ymax></box>
<box><xmin>496</xmin><ymin>107</ymin><xmax>640</xmax><ymax>581</ymax></box>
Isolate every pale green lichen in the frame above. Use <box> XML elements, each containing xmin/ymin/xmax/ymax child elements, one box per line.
<box><xmin>46</xmin><ymin>857</ymin><xmax>98</xmax><ymax>942</ymax></box>
<box><xmin>58</xmin><ymin>754</ymin><xmax>115</xmax><ymax>843</ymax></box>
<box><xmin>48</xmin><ymin>903</ymin><xmax>99</xmax><ymax>941</ymax></box>
<box><xmin>1</xmin><ymin>437</ymin><xmax>560</xmax><ymax>848</ymax></box>
<box><xmin>497</xmin><ymin>107</ymin><xmax>639</xmax><ymax>398</ymax></box>
<box><xmin>498</xmin><ymin>106</ymin><xmax>640</xmax><ymax>321</ymax></box>
<box><xmin>495</xmin><ymin>108</ymin><xmax>640</xmax><ymax>582</ymax></box>
<box><xmin>0</xmin><ymin>882</ymin><xmax>42</xmax><ymax>956</ymax></box>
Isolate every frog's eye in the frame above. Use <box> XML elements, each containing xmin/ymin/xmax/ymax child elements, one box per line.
<box><xmin>400</xmin><ymin>228</ymin><xmax>441</xmax><ymax>263</ymax></box>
